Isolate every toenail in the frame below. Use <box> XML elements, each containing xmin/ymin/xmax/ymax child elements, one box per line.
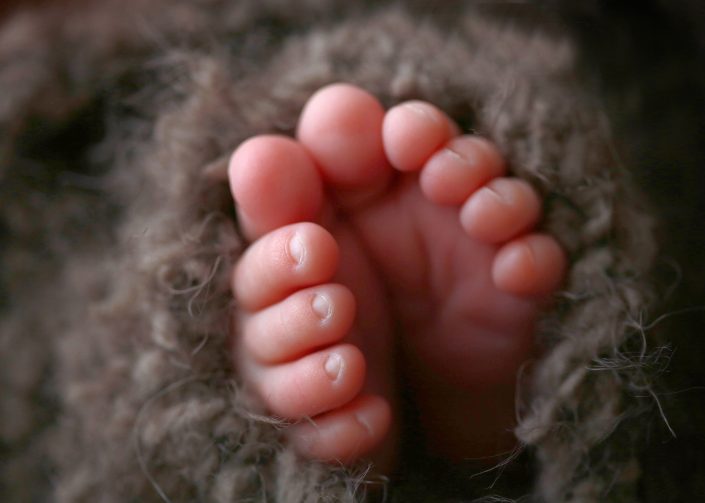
<box><xmin>288</xmin><ymin>233</ymin><xmax>305</xmax><ymax>265</ymax></box>
<box><xmin>405</xmin><ymin>102</ymin><xmax>441</xmax><ymax>124</ymax></box>
<box><xmin>324</xmin><ymin>353</ymin><xmax>343</xmax><ymax>381</ymax></box>
<box><xmin>354</xmin><ymin>410</ymin><xmax>374</xmax><ymax>436</ymax></box>
<box><xmin>520</xmin><ymin>241</ymin><xmax>537</xmax><ymax>268</ymax></box>
<box><xmin>441</xmin><ymin>147</ymin><xmax>473</xmax><ymax>168</ymax></box>
<box><xmin>482</xmin><ymin>185</ymin><xmax>510</xmax><ymax>205</ymax></box>
<box><xmin>311</xmin><ymin>294</ymin><xmax>332</xmax><ymax>321</ymax></box>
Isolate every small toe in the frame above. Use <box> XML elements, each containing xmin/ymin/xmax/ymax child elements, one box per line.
<box><xmin>249</xmin><ymin>343</ymin><xmax>366</xmax><ymax>419</ymax></box>
<box><xmin>287</xmin><ymin>394</ymin><xmax>391</xmax><ymax>463</ymax></box>
<box><xmin>420</xmin><ymin>135</ymin><xmax>506</xmax><ymax>205</ymax></box>
<box><xmin>229</xmin><ymin>135</ymin><xmax>324</xmax><ymax>240</ymax></box>
<box><xmin>460</xmin><ymin>177</ymin><xmax>541</xmax><ymax>244</ymax></box>
<box><xmin>383</xmin><ymin>101</ymin><xmax>456</xmax><ymax>172</ymax></box>
<box><xmin>233</xmin><ymin>222</ymin><xmax>339</xmax><ymax>311</ymax></box>
<box><xmin>297</xmin><ymin>83</ymin><xmax>392</xmax><ymax>196</ymax></box>
<box><xmin>241</xmin><ymin>283</ymin><xmax>356</xmax><ymax>364</ymax></box>
<box><xmin>492</xmin><ymin>233</ymin><xmax>566</xmax><ymax>297</ymax></box>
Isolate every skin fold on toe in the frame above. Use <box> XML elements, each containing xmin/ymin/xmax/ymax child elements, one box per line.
<box><xmin>229</xmin><ymin>83</ymin><xmax>567</xmax><ymax>468</ymax></box>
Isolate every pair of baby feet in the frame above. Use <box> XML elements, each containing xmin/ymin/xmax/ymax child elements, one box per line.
<box><xmin>228</xmin><ymin>84</ymin><xmax>565</xmax><ymax>469</ymax></box>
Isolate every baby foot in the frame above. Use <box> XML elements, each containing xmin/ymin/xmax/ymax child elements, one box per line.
<box><xmin>228</xmin><ymin>84</ymin><xmax>566</xmax><ymax>467</ymax></box>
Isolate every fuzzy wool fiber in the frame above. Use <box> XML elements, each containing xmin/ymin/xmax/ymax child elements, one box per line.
<box><xmin>0</xmin><ymin>1</ymin><xmax>696</xmax><ymax>502</ymax></box>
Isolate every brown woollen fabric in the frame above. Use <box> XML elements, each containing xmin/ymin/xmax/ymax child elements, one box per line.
<box><xmin>0</xmin><ymin>0</ymin><xmax>681</xmax><ymax>501</ymax></box>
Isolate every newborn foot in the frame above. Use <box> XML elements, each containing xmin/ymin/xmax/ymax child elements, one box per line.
<box><xmin>228</xmin><ymin>84</ymin><xmax>566</xmax><ymax>467</ymax></box>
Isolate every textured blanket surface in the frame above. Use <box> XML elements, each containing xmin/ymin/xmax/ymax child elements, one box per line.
<box><xmin>1</xmin><ymin>1</ymin><xmax>701</xmax><ymax>502</ymax></box>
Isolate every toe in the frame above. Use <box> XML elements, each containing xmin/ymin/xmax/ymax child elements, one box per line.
<box><xmin>492</xmin><ymin>233</ymin><xmax>566</xmax><ymax>297</ymax></box>
<box><xmin>241</xmin><ymin>283</ymin><xmax>356</xmax><ymax>364</ymax></box>
<box><xmin>233</xmin><ymin>222</ymin><xmax>339</xmax><ymax>311</ymax></box>
<box><xmin>297</xmin><ymin>83</ymin><xmax>391</xmax><ymax>194</ymax></box>
<box><xmin>383</xmin><ymin>101</ymin><xmax>456</xmax><ymax>172</ymax></box>
<box><xmin>420</xmin><ymin>135</ymin><xmax>506</xmax><ymax>205</ymax></box>
<box><xmin>229</xmin><ymin>135</ymin><xmax>324</xmax><ymax>240</ymax></box>
<box><xmin>460</xmin><ymin>177</ymin><xmax>541</xmax><ymax>244</ymax></box>
<box><xmin>248</xmin><ymin>343</ymin><xmax>366</xmax><ymax>419</ymax></box>
<box><xmin>287</xmin><ymin>394</ymin><xmax>391</xmax><ymax>463</ymax></box>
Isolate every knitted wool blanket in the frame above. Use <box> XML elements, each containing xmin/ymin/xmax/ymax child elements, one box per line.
<box><xmin>1</xmin><ymin>1</ymin><xmax>697</xmax><ymax>501</ymax></box>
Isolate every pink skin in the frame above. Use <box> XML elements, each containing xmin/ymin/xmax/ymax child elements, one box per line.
<box><xmin>229</xmin><ymin>83</ymin><xmax>566</xmax><ymax>467</ymax></box>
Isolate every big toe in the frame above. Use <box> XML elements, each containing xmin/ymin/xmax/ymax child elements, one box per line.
<box><xmin>229</xmin><ymin>135</ymin><xmax>324</xmax><ymax>240</ymax></box>
<box><xmin>297</xmin><ymin>83</ymin><xmax>392</xmax><ymax>204</ymax></box>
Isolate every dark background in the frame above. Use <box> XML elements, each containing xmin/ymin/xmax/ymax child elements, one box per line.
<box><xmin>562</xmin><ymin>1</ymin><xmax>705</xmax><ymax>499</ymax></box>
